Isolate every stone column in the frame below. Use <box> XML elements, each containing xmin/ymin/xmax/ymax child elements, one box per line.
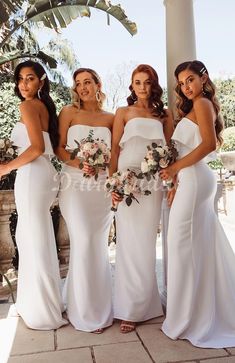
<box><xmin>164</xmin><ymin>0</ymin><xmax>196</xmax><ymax>109</ymax></box>
<box><xmin>57</xmin><ymin>214</ymin><xmax>70</xmax><ymax>278</ymax></box>
<box><xmin>0</xmin><ymin>190</ymin><xmax>16</xmax><ymax>274</ymax></box>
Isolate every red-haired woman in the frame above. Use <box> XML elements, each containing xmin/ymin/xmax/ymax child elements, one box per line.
<box><xmin>160</xmin><ymin>60</ymin><xmax>235</xmax><ymax>348</ymax></box>
<box><xmin>110</xmin><ymin>64</ymin><xmax>174</xmax><ymax>332</ymax></box>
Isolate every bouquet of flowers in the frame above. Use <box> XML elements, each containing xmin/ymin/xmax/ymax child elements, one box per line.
<box><xmin>105</xmin><ymin>169</ymin><xmax>151</xmax><ymax>211</ymax></box>
<box><xmin>0</xmin><ymin>138</ymin><xmax>18</xmax><ymax>190</ymax></box>
<box><xmin>140</xmin><ymin>141</ymin><xmax>178</xmax><ymax>188</ymax></box>
<box><xmin>0</xmin><ymin>138</ymin><xmax>17</xmax><ymax>163</ymax></box>
<box><xmin>70</xmin><ymin>129</ymin><xmax>111</xmax><ymax>181</ymax></box>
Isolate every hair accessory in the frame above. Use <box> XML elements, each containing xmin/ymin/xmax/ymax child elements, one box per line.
<box><xmin>40</xmin><ymin>73</ymin><xmax>47</xmax><ymax>81</ymax></box>
<box><xmin>200</xmin><ymin>67</ymin><xmax>207</xmax><ymax>75</ymax></box>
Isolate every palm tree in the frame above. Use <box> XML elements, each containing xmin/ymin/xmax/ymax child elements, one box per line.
<box><xmin>0</xmin><ymin>0</ymin><xmax>137</xmax><ymax>69</ymax></box>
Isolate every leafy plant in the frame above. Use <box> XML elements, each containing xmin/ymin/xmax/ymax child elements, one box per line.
<box><xmin>0</xmin><ymin>0</ymin><xmax>137</xmax><ymax>68</ymax></box>
<box><xmin>0</xmin><ymin>271</ymin><xmax>15</xmax><ymax>303</ymax></box>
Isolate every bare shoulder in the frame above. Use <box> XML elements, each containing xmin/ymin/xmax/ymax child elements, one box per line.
<box><xmin>59</xmin><ymin>104</ymin><xmax>77</xmax><ymax>115</ymax></box>
<box><xmin>114</xmin><ymin>106</ymin><xmax>131</xmax><ymax>123</ymax></box>
<box><xmin>59</xmin><ymin>104</ymin><xmax>77</xmax><ymax>121</ymax></box>
<box><xmin>101</xmin><ymin>110</ymin><xmax>114</xmax><ymax>120</ymax></box>
<box><xmin>19</xmin><ymin>99</ymin><xmax>39</xmax><ymax>113</ymax></box>
<box><xmin>194</xmin><ymin>98</ymin><xmax>215</xmax><ymax>124</ymax></box>
<box><xmin>194</xmin><ymin>97</ymin><xmax>214</xmax><ymax>112</ymax></box>
<box><xmin>100</xmin><ymin>111</ymin><xmax>114</xmax><ymax>129</ymax></box>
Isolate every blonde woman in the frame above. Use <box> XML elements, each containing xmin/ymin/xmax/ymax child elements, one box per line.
<box><xmin>56</xmin><ymin>68</ymin><xmax>114</xmax><ymax>333</ymax></box>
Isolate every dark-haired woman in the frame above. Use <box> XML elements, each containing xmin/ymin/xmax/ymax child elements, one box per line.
<box><xmin>0</xmin><ymin>60</ymin><xmax>67</xmax><ymax>330</ymax></box>
<box><xmin>160</xmin><ymin>60</ymin><xmax>235</xmax><ymax>348</ymax></box>
<box><xmin>110</xmin><ymin>64</ymin><xmax>174</xmax><ymax>333</ymax></box>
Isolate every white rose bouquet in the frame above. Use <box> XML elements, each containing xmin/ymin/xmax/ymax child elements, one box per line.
<box><xmin>69</xmin><ymin>129</ymin><xmax>111</xmax><ymax>181</ymax></box>
<box><xmin>0</xmin><ymin>138</ymin><xmax>18</xmax><ymax>163</ymax></box>
<box><xmin>105</xmin><ymin>169</ymin><xmax>151</xmax><ymax>211</ymax></box>
<box><xmin>139</xmin><ymin>141</ymin><xmax>178</xmax><ymax>188</ymax></box>
<box><xmin>0</xmin><ymin>138</ymin><xmax>18</xmax><ymax>190</ymax></box>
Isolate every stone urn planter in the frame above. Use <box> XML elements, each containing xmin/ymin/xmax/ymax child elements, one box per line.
<box><xmin>0</xmin><ymin>190</ymin><xmax>16</xmax><ymax>274</ymax></box>
<box><xmin>220</xmin><ymin>151</ymin><xmax>235</xmax><ymax>172</ymax></box>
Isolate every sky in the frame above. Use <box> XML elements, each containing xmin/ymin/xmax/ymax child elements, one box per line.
<box><xmin>56</xmin><ymin>0</ymin><xmax>235</xmax><ymax>88</ymax></box>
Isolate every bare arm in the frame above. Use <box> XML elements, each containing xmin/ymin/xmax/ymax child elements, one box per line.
<box><xmin>0</xmin><ymin>100</ymin><xmax>45</xmax><ymax>176</ymax></box>
<box><xmin>160</xmin><ymin>98</ymin><xmax>217</xmax><ymax>180</ymax></box>
<box><xmin>109</xmin><ymin>107</ymin><xmax>126</xmax><ymax>176</ymax></box>
<box><xmin>55</xmin><ymin>106</ymin><xmax>80</xmax><ymax>168</ymax></box>
<box><xmin>163</xmin><ymin>108</ymin><xmax>174</xmax><ymax>144</ymax></box>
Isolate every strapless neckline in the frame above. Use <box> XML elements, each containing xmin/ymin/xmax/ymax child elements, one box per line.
<box><xmin>125</xmin><ymin>117</ymin><xmax>163</xmax><ymax>127</ymax></box>
<box><xmin>180</xmin><ymin>117</ymin><xmax>198</xmax><ymax>127</ymax></box>
<box><xmin>69</xmin><ymin>124</ymin><xmax>111</xmax><ymax>135</ymax></box>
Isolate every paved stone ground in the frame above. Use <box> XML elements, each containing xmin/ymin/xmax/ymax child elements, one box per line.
<box><xmin>0</xmin><ymin>182</ymin><xmax>234</xmax><ymax>363</ymax></box>
<box><xmin>1</xmin><ymin>309</ymin><xmax>235</xmax><ymax>363</ymax></box>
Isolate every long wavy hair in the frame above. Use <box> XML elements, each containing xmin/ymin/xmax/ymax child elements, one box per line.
<box><xmin>14</xmin><ymin>60</ymin><xmax>59</xmax><ymax>149</ymax></box>
<box><xmin>71</xmin><ymin>67</ymin><xmax>106</xmax><ymax>110</ymax></box>
<box><xmin>174</xmin><ymin>60</ymin><xmax>223</xmax><ymax>146</ymax></box>
<box><xmin>127</xmin><ymin>64</ymin><xmax>166</xmax><ymax>119</ymax></box>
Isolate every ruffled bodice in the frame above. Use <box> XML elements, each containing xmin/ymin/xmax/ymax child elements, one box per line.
<box><xmin>11</xmin><ymin>122</ymin><xmax>54</xmax><ymax>156</ymax></box>
<box><xmin>118</xmin><ymin>117</ymin><xmax>165</xmax><ymax>171</ymax></box>
<box><xmin>119</xmin><ymin>117</ymin><xmax>165</xmax><ymax>148</ymax></box>
<box><xmin>172</xmin><ymin>118</ymin><xmax>217</xmax><ymax>162</ymax></box>
<box><xmin>66</xmin><ymin>124</ymin><xmax>111</xmax><ymax>150</ymax></box>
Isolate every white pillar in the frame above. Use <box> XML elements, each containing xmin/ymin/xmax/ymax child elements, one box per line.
<box><xmin>161</xmin><ymin>0</ymin><xmax>196</xmax><ymax>307</ymax></box>
<box><xmin>164</xmin><ymin>0</ymin><xmax>196</xmax><ymax>109</ymax></box>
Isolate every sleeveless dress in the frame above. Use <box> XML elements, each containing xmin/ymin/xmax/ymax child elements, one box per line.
<box><xmin>114</xmin><ymin>117</ymin><xmax>164</xmax><ymax>322</ymax></box>
<box><xmin>11</xmin><ymin>122</ymin><xmax>67</xmax><ymax>330</ymax></box>
<box><xmin>59</xmin><ymin>125</ymin><xmax>113</xmax><ymax>332</ymax></box>
<box><xmin>162</xmin><ymin>118</ymin><xmax>235</xmax><ymax>348</ymax></box>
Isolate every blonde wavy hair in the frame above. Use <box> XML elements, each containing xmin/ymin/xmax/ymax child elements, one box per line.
<box><xmin>174</xmin><ymin>60</ymin><xmax>223</xmax><ymax>146</ymax></box>
<box><xmin>71</xmin><ymin>67</ymin><xmax>106</xmax><ymax>110</ymax></box>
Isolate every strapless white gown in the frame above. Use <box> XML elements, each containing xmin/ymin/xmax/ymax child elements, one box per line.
<box><xmin>59</xmin><ymin>125</ymin><xmax>113</xmax><ymax>332</ymax></box>
<box><xmin>10</xmin><ymin>122</ymin><xmax>67</xmax><ymax>330</ymax></box>
<box><xmin>162</xmin><ymin>118</ymin><xmax>235</xmax><ymax>348</ymax></box>
<box><xmin>114</xmin><ymin>117</ymin><xmax>164</xmax><ymax>322</ymax></box>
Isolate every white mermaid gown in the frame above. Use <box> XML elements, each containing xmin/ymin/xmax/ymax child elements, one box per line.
<box><xmin>162</xmin><ymin>118</ymin><xmax>235</xmax><ymax>348</ymax></box>
<box><xmin>59</xmin><ymin>125</ymin><xmax>113</xmax><ymax>332</ymax></box>
<box><xmin>114</xmin><ymin>117</ymin><xmax>164</xmax><ymax>322</ymax></box>
<box><xmin>11</xmin><ymin>122</ymin><xmax>67</xmax><ymax>330</ymax></box>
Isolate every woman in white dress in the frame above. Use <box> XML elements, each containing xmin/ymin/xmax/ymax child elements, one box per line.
<box><xmin>160</xmin><ymin>60</ymin><xmax>235</xmax><ymax>348</ymax></box>
<box><xmin>56</xmin><ymin>68</ymin><xmax>114</xmax><ymax>333</ymax></box>
<box><xmin>110</xmin><ymin>64</ymin><xmax>174</xmax><ymax>333</ymax></box>
<box><xmin>0</xmin><ymin>60</ymin><xmax>67</xmax><ymax>330</ymax></box>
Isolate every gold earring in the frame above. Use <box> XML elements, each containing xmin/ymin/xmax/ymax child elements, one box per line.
<box><xmin>96</xmin><ymin>90</ymin><xmax>101</xmax><ymax>103</ymax></box>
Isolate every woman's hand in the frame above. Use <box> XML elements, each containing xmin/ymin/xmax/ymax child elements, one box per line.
<box><xmin>82</xmin><ymin>162</ymin><xmax>96</xmax><ymax>176</ymax></box>
<box><xmin>111</xmin><ymin>191</ymin><xmax>123</xmax><ymax>204</ymax></box>
<box><xmin>166</xmin><ymin>187</ymin><xmax>176</xmax><ymax>207</ymax></box>
<box><xmin>159</xmin><ymin>163</ymin><xmax>178</xmax><ymax>181</ymax></box>
<box><xmin>0</xmin><ymin>163</ymin><xmax>11</xmax><ymax>179</ymax></box>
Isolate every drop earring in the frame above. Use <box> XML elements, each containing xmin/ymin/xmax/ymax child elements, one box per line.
<box><xmin>37</xmin><ymin>88</ymin><xmax>42</xmax><ymax>99</ymax></box>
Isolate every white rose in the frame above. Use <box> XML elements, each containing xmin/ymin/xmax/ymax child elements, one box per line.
<box><xmin>148</xmin><ymin>159</ymin><xmax>157</xmax><ymax>166</ymax></box>
<box><xmin>7</xmin><ymin>148</ymin><xmax>14</xmax><ymax>155</ymax></box>
<box><xmin>0</xmin><ymin>139</ymin><xmax>5</xmax><ymax>148</ymax></box>
<box><xmin>82</xmin><ymin>142</ymin><xmax>93</xmax><ymax>152</ymax></box>
<box><xmin>141</xmin><ymin>161</ymin><xmax>149</xmax><ymax>173</ymax></box>
<box><xmin>156</xmin><ymin>147</ymin><xmax>165</xmax><ymax>157</ymax></box>
<box><xmin>95</xmin><ymin>154</ymin><xmax>104</xmax><ymax>164</ymax></box>
<box><xmin>159</xmin><ymin>158</ymin><xmax>169</xmax><ymax>168</ymax></box>
<box><xmin>124</xmin><ymin>184</ymin><xmax>132</xmax><ymax>195</ymax></box>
